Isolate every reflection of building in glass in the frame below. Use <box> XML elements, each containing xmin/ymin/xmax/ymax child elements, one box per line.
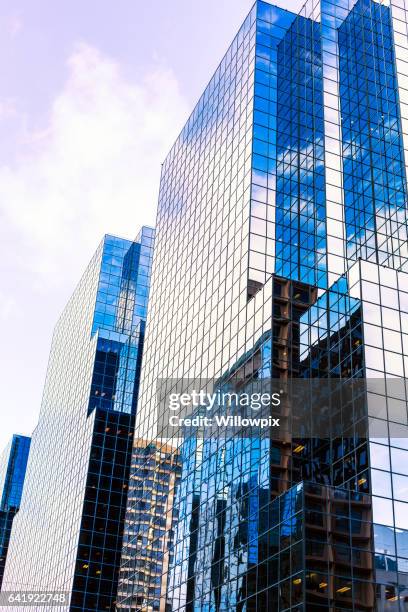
<box><xmin>263</xmin><ymin>481</ymin><xmax>376</xmax><ymax>609</ymax></box>
<box><xmin>120</xmin><ymin>0</ymin><xmax>408</xmax><ymax>610</ymax></box>
<box><xmin>117</xmin><ymin>440</ymin><xmax>181</xmax><ymax>611</ymax></box>
<box><xmin>0</xmin><ymin>435</ymin><xmax>30</xmax><ymax>589</ymax></box>
<box><xmin>2</xmin><ymin>227</ymin><xmax>154</xmax><ymax>611</ymax></box>
<box><xmin>300</xmin><ymin>259</ymin><xmax>408</xmax><ymax>609</ymax></box>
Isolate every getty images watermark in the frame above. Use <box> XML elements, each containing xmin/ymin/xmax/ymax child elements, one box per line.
<box><xmin>155</xmin><ymin>378</ymin><xmax>406</xmax><ymax>439</ymax></box>
<box><xmin>167</xmin><ymin>388</ymin><xmax>282</xmax><ymax>430</ymax></box>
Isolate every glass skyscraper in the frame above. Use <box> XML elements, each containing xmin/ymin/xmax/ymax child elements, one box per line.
<box><xmin>1</xmin><ymin>227</ymin><xmax>154</xmax><ymax>611</ymax></box>
<box><xmin>118</xmin><ymin>0</ymin><xmax>408</xmax><ymax>610</ymax></box>
<box><xmin>0</xmin><ymin>435</ymin><xmax>30</xmax><ymax>590</ymax></box>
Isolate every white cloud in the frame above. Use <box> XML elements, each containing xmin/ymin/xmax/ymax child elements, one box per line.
<box><xmin>0</xmin><ymin>42</ymin><xmax>188</xmax><ymax>449</ymax></box>
<box><xmin>0</xmin><ymin>42</ymin><xmax>188</xmax><ymax>289</ymax></box>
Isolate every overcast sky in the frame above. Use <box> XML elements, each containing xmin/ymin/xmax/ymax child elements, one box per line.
<box><xmin>0</xmin><ymin>0</ymin><xmax>303</xmax><ymax>451</ymax></box>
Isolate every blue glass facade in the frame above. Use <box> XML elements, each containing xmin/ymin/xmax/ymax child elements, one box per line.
<box><xmin>118</xmin><ymin>0</ymin><xmax>408</xmax><ymax>609</ymax></box>
<box><xmin>275</xmin><ymin>13</ymin><xmax>327</xmax><ymax>288</ymax></box>
<box><xmin>164</xmin><ymin>277</ymin><xmax>316</xmax><ymax>611</ymax></box>
<box><xmin>0</xmin><ymin>435</ymin><xmax>30</xmax><ymax>589</ymax></box>
<box><xmin>2</xmin><ymin>227</ymin><xmax>154</xmax><ymax>610</ymax></box>
<box><xmin>89</xmin><ymin>228</ymin><xmax>152</xmax><ymax>416</ymax></box>
<box><xmin>339</xmin><ymin>0</ymin><xmax>408</xmax><ymax>269</ymax></box>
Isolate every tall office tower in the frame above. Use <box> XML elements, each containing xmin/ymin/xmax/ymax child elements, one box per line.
<box><xmin>117</xmin><ymin>440</ymin><xmax>181</xmax><ymax>610</ymax></box>
<box><xmin>0</xmin><ymin>435</ymin><xmax>30</xmax><ymax>589</ymax></box>
<box><xmin>1</xmin><ymin>227</ymin><xmax>154</xmax><ymax>611</ymax></box>
<box><xmin>118</xmin><ymin>0</ymin><xmax>408</xmax><ymax>610</ymax></box>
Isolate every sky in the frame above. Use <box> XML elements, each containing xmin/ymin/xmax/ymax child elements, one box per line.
<box><xmin>0</xmin><ymin>0</ymin><xmax>303</xmax><ymax>451</ymax></box>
